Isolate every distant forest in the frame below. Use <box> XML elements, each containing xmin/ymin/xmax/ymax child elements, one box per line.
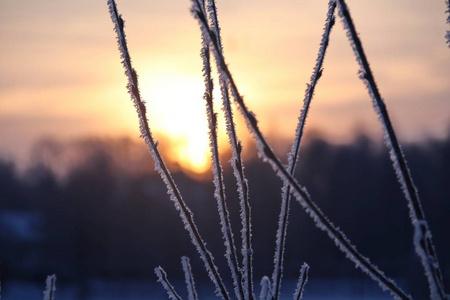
<box><xmin>0</xmin><ymin>135</ymin><xmax>448</xmax><ymax>298</ymax></box>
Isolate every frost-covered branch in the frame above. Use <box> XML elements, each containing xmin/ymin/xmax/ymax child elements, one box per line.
<box><xmin>446</xmin><ymin>0</ymin><xmax>450</xmax><ymax>46</ymax></box>
<box><xmin>293</xmin><ymin>264</ymin><xmax>309</xmax><ymax>300</ymax></box>
<box><xmin>108</xmin><ymin>1</ymin><xmax>229</xmax><ymax>299</ymax></box>
<box><xmin>199</xmin><ymin>10</ymin><xmax>245</xmax><ymax>298</ymax></box>
<box><xmin>181</xmin><ymin>257</ymin><xmax>199</xmax><ymax>300</ymax></box>
<box><xmin>203</xmin><ymin>1</ymin><xmax>254</xmax><ymax>299</ymax></box>
<box><xmin>336</xmin><ymin>1</ymin><xmax>448</xmax><ymax>299</ymax></box>
<box><xmin>155</xmin><ymin>267</ymin><xmax>183</xmax><ymax>300</ymax></box>
<box><xmin>43</xmin><ymin>275</ymin><xmax>56</xmax><ymax>300</ymax></box>
<box><xmin>191</xmin><ymin>2</ymin><xmax>411</xmax><ymax>299</ymax></box>
<box><xmin>271</xmin><ymin>2</ymin><xmax>336</xmax><ymax>299</ymax></box>
<box><xmin>259</xmin><ymin>276</ymin><xmax>273</xmax><ymax>300</ymax></box>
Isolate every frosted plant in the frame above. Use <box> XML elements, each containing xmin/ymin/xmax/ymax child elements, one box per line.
<box><xmin>271</xmin><ymin>2</ymin><xmax>336</xmax><ymax>298</ymax></box>
<box><xmin>446</xmin><ymin>0</ymin><xmax>450</xmax><ymax>45</ymax></box>
<box><xmin>182</xmin><ymin>257</ymin><xmax>199</xmax><ymax>300</ymax></box>
<box><xmin>191</xmin><ymin>0</ymin><xmax>411</xmax><ymax>299</ymax></box>
<box><xmin>108</xmin><ymin>0</ymin><xmax>448</xmax><ymax>299</ymax></box>
<box><xmin>108</xmin><ymin>1</ymin><xmax>230</xmax><ymax>298</ymax></box>
<box><xmin>336</xmin><ymin>1</ymin><xmax>448</xmax><ymax>299</ymax></box>
<box><xmin>43</xmin><ymin>275</ymin><xmax>56</xmax><ymax>300</ymax></box>
<box><xmin>259</xmin><ymin>277</ymin><xmax>272</xmax><ymax>300</ymax></box>
<box><xmin>293</xmin><ymin>264</ymin><xmax>309</xmax><ymax>300</ymax></box>
<box><xmin>199</xmin><ymin>1</ymin><xmax>245</xmax><ymax>297</ymax></box>
<box><xmin>203</xmin><ymin>0</ymin><xmax>255</xmax><ymax>298</ymax></box>
<box><xmin>155</xmin><ymin>267</ymin><xmax>183</xmax><ymax>300</ymax></box>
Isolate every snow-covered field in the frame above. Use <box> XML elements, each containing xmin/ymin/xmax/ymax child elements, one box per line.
<box><xmin>3</xmin><ymin>278</ymin><xmax>394</xmax><ymax>299</ymax></box>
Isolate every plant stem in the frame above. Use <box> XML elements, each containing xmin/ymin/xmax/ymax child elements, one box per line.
<box><xmin>108</xmin><ymin>1</ymin><xmax>230</xmax><ymax>298</ymax></box>
<box><xmin>271</xmin><ymin>2</ymin><xmax>336</xmax><ymax>299</ymax></box>
<box><xmin>200</xmin><ymin>8</ymin><xmax>245</xmax><ymax>298</ymax></box>
<box><xmin>155</xmin><ymin>267</ymin><xmax>183</xmax><ymax>300</ymax></box>
<box><xmin>191</xmin><ymin>2</ymin><xmax>411</xmax><ymax>299</ymax></box>
<box><xmin>204</xmin><ymin>1</ymin><xmax>255</xmax><ymax>299</ymax></box>
<box><xmin>181</xmin><ymin>257</ymin><xmax>199</xmax><ymax>300</ymax></box>
<box><xmin>337</xmin><ymin>1</ymin><xmax>448</xmax><ymax>299</ymax></box>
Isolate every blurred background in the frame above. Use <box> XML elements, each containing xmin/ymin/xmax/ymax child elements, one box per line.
<box><xmin>0</xmin><ymin>0</ymin><xmax>449</xmax><ymax>299</ymax></box>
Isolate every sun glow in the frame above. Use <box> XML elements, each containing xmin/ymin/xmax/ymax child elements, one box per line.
<box><xmin>141</xmin><ymin>73</ymin><xmax>211</xmax><ymax>174</ymax></box>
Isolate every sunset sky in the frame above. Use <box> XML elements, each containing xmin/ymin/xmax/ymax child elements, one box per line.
<box><xmin>0</xmin><ymin>0</ymin><xmax>449</xmax><ymax>174</ymax></box>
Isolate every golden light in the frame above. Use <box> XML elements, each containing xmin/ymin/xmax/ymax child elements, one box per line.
<box><xmin>140</xmin><ymin>72</ymin><xmax>211</xmax><ymax>174</ymax></box>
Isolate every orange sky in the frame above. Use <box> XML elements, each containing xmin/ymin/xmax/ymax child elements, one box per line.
<box><xmin>0</xmin><ymin>0</ymin><xmax>449</xmax><ymax>174</ymax></box>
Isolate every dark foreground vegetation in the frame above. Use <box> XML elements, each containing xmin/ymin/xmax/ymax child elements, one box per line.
<box><xmin>0</xmin><ymin>135</ymin><xmax>448</xmax><ymax>298</ymax></box>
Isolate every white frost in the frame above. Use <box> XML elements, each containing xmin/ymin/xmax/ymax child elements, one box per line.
<box><xmin>337</xmin><ymin>0</ymin><xmax>447</xmax><ymax>298</ymax></box>
<box><xmin>259</xmin><ymin>276</ymin><xmax>273</xmax><ymax>300</ymax></box>
<box><xmin>181</xmin><ymin>257</ymin><xmax>199</xmax><ymax>300</ymax></box>
<box><xmin>199</xmin><ymin>18</ymin><xmax>244</xmax><ymax>298</ymax></box>
<box><xmin>155</xmin><ymin>267</ymin><xmax>183</xmax><ymax>300</ymax></box>
<box><xmin>108</xmin><ymin>1</ymin><xmax>230</xmax><ymax>298</ymax></box>
<box><xmin>200</xmin><ymin>0</ymin><xmax>255</xmax><ymax>299</ymax></box>
<box><xmin>293</xmin><ymin>263</ymin><xmax>309</xmax><ymax>300</ymax></box>
<box><xmin>272</xmin><ymin>2</ymin><xmax>336</xmax><ymax>298</ymax></box>
<box><xmin>446</xmin><ymin>0</ymin><xmax>450</xmax><ymax>46</ymax></box>
<box><xmin>191</xmin><ymin>0</ymin><xmax>412</xmax><ymax>298</ymax></box>
<box><xmin>43</xmin><ymin>275</ymin><xmax>56</xmax><ymax>300</ymax></box>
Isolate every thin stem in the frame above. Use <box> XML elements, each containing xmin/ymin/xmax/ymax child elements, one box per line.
<box><xmin>337</xmin><ymin>1</ymin><xmax>448</xmax><ymax>299</ymax></box>
<box><xmin>204</xmin><ymin>1</ymin><xmax>254</xmax><ymax>299</ymax></box>
<box><xmin>271</xmin><ymin>2</ymin><xmax>336</xmax><ymax>299</ymax></box>
<box><xmin>293</xmin><ymin>264</ymin><xmax>309</xmax><ymax>300</ymax></box>
<box><xmin>181</xmin><ymin>257</ymin><xmax>199</xmax><ymax>300</ymax></box>
<box><xmin>446</xmin><ymin>0</ymin><xmax>450</xmax><ymax>46</ymax></box>
<box><xmin>108</xmin><ymin>1</ymin><xmax>229</xmax><ymax>299</ymax></box>
<box><xmin>43</xmin><ymin>275</ymin><xmax>56</xmax><ymax>300</ymax></box>
<box><xmin>191</xmin><ymin>3</ymin><xmax>411</xmax><ymax>299</ymax></box>
<box><xmin>259</xmin><ymin>277</ymin><xmax>273</xmax><ymax>300</ymax></box>
<box><xmin>155</xmin><ymin>267</ymin><xmax>183</xmax><ymax>300</ymax></box>
<box><xmin>200</xmin><ymin>9</ymin><xmax>245</xmax><ymax>299</ymax></box>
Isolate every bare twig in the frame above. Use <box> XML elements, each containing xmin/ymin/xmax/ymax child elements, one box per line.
<box><xmin>43</xmin><ymin>275</ymin><xmax>56</xmax><ymax>300</ymax></box>
<box><xmin>191</xmin><ymin>2</ymin><xmax>411</xmax><ymax>299</ymax></box>
<box><xmin>199</xmin><ymin>4</ymin><xmax>245</xmax><ymax>297</ymax></box>
<box><xmin>155</xmin><ymin>267</ymin><xmax>183</xmax><ymax>300</ymax></box>
<box><xmin>293</xmin><ymin>264</ymin><xmax>309</xmax><ymax>300</ymax></box>
<box><xmin>108</xmin><ymin>1</ymin><xmax>229</xmax><ymax>298</ymax></box>
<box><xmin>446</xmin><ymin>0</ymin><xmax>450</xmax><ymax>46</ymax></box>
<box><xmin>259</xmin><ymin>276</ymin><xmax>273</xmax><ymax>300</ymax></box>
<box><xmin>271</xmin><ymin>2</ymin><xmax>336</xmax><ymax>299</ymax></box>
<box><xmin>181</xmin><ymin>257</ymin><xmax>199</xmax><ymax>300</ymax></box>
<box><xmin>337</xmin><ymin>1</ymin><xmax>448</xmax><ymax>299</ymax></box>
<box><xmin>203</xmin><ymin>1</ymin><xmax>254</xmax><ymax>299</ymax></box>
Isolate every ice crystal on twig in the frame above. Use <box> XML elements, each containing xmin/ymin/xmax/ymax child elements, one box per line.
<box><xmin>293</xmin><ymin>264</ymin><xmax>309</xmax><ymax>300</ymax></box>
<box><xmin>259</xmin><ymin>276</ymin><xmax>273</xmax><ymax>300</ymax></box>
<box><xmin>155</xmin><ymin>267</ymin><xmax>183</xmax><ymax>300</ymax></box>
<box><xmin>43</xmin><ymin>275</ymin><xmax>56</xmax><ymax>300</ymax></box>
<box><xmin>182</xmin><ymin>257</ymin><xmax>199</xmax><ymax>300</ymax></box>
<box><xmin>446</xmin><ymin>0</ymin><xmax>450</xmax><ymax>46</ymax></box>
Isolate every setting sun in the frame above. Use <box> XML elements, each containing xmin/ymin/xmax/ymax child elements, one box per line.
<box><xmin>140</xmin><ymin>73</ymin><xmax>211</xmax><ymax>174</ymax></box>
<box><xmin>0</xmin><ymin>0</ymin><xmax>449</xmax><ymax>298</ymax></box>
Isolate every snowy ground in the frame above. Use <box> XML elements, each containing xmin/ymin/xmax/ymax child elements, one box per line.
<box><xmin>2</xmin><ymin>278</ymin><xmax>394</xmax><ymax>299</ymax></box>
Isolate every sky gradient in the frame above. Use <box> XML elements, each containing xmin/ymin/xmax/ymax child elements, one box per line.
<box><xmin>0</xmin><ymin>0</ymin><xmax>449</xmax><ymax>173</ymax></box>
